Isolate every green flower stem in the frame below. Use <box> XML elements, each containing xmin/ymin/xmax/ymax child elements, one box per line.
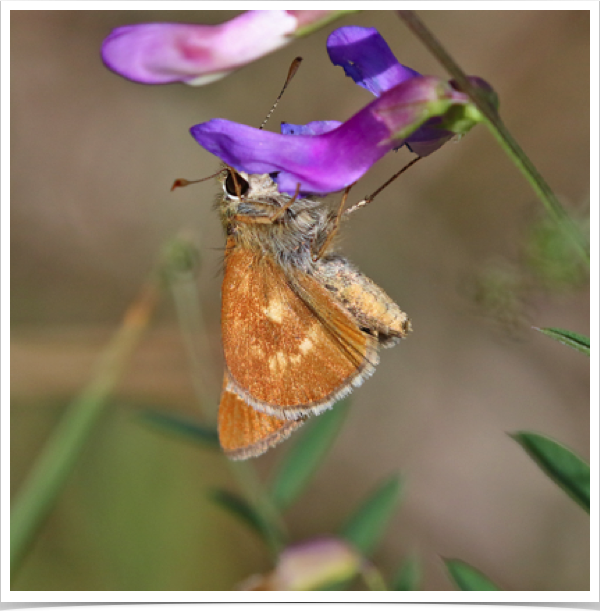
<box><xmin>168</xmin><ymin>266</ymin><xmax>217</xmax><ymax>409</ymax></box>
<box><xmin>294</xmin><ymin>11</ymin><xmax>360</xmax><ymax>38</ymax></box>
<box><xmin>230</xmin><ymin>462</ymin><xmax>288</xmax><ymax>556</ymax></box>
<box><xmin>10</xmin><ymin>278</ymin><xmax>162</xmax><ymax>573</ymax></box>
<box><xmin>166</xmin><ymin>238</ymin><xmax>287</xmax><ymax>556</ymax></box>
<box><xmin>397</xmin><ymin>10</ymin><xmax>589</xmax><ymax>265</ymax></box>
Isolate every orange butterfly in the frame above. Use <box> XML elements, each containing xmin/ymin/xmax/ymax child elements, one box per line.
<box><xmin>216</xmin><ymin>168</ymin><xmax>411</xmax><ymax>459</ymax></box>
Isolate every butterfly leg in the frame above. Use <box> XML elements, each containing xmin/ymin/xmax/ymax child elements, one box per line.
<box><xmin>311</xmin><ymin>185</ymin><xmax>353</xmax><ymax>262</ymax></box>
<box><xmin>232</xmin><ymin>183</ymin><xmax>302</xmax><ymax>225</ymax></box>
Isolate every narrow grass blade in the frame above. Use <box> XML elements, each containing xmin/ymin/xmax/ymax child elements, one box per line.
<box><xmin>268</xmin><ymin>400</ymin><xmax>349</xmax><ymax>511</ymax></box>
<box><xmin>444</xmin><ymin>558</ymin><xmax>500</xmax><ymax>590</ymax></box>
<box><xmin>141</xmin><ymin>409</ymin><xmax>219</xmax><ymax>449</ymax></box>
<box><xmin>535</xmin><ymin>327</ymin><xmax>590</xmax><ymax>356</ymax></box>
<box><xmin>10</xmin><ymin>282</ymin><xmax>160</xmax><ymax>573</ymax></box>
<box><xmin>338</xmin><ymin>474</ymin><xmax>403</xmax><ymax>556</ymax></box>
<box><xmin>392</xmin><ymin>555</ymin><xmax>421</xmax><ymax>590</ymax></box>
<box><xmin>511</xmin><ymin>432</ymin><xmax>590</xmax><ymax>512</ymax></box>
<box><xmin>208</xmin><ymin>488</ymin><xmax>284</xmax><ymax>553</ymax></box>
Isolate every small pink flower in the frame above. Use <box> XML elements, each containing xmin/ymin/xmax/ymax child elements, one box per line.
<box><xmin>239</xmin><ymin>537</ymin><xmax>362</xmax><ymax>591</ymax></box>
<box><xmin>101</xmin><ymin>11</ymin><xmax>344</xmax><ymax>85</ymax></box>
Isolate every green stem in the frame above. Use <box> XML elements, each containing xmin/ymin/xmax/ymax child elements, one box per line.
<box><xmin>169</xmin><ymin>267</ymin><xmax>217</xmax><ymax>411</ymax></box>
<box><xmin>230</xmin><ymin>461</ymin><xmax>288</xmax><ymax>557</ymax></box>
<box><xmin>166</xmin><ymin>238</ymin><xmax>288</xmax><ymax>557</ymax></box>
<box><xmin>10</xmin><ymin>279</ymin><xmax>161</xmax><ymax>574</ymax></box>
<box><xmin>397</xmin><ymin>10</ymin><xmax>589</xmax><ymax>265</ymax></box>
<box><xmin>294</xmin><ymin>11</ymin><xmax>361</xmax><ymax>38</ymax></box>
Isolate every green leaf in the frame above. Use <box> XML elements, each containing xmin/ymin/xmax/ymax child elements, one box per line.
<box><xmin>511</xmin><ymin>432</ymin><xmax>590</xmax><ymax>512</ymax></box>
<box><xmin>268</xmin><ymin>400</ymin><xmax>349</xmax><ymax>510</ymax></box>
<box><xmin>141</xmin><ymin>410</ymin><xmax>219</xmax><ymax>449</ymax></box>
<box><xmin>208</xmin><ymin>488</ymin><xmax>282</xmax><ymax>549</ymax></box>
<box><xmin>338</xmin><ymin>474</ymin><xmax>403</xmax><ymax>556</ymax></box>
<box><xmin>392</xmin><ymin>555</ymin><xmax>421</xmax><ymax>590</ymax></box>
<box><xmin>535</xmin><ymin>327</ymin><xmax>590</xmax><ymax>356</ymax></box>
<box><xmin>444</xmin><ymin>559</ymin><xmax>500</xmax><ymax>590</ymax></box>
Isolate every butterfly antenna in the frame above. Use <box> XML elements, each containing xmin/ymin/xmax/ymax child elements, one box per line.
<box><xmin>343</xmin><ymin>156</ymin><xmax>423</xmax><ymax>216</ymax></box>
<box><xmin>259</xmin><ymin>56</ymin><xmax>303</xmax><ymax>131</ymax></box>
<box><xmin>170</xmin><ymin>168</ymin><xmax>226</xmax><ymax>191</ymax></box>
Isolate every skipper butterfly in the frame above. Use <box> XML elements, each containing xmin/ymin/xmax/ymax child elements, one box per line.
<box><xmin>216</xmin><ymin>168</ymin><xmax>411</xmax><ymax>459</ymax></box>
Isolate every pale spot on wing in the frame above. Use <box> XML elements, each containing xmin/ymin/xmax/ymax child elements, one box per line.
<box><xmin>235</xmin><ymin>272</ymin><xmax>251</xmax><ymax>292</ymax></box>
<box><xmin>268</xmin><ymin>336</ymin><xmax>313</xmax><ymax>369</ymax></box>
<box><xmin>269</xmin><ymin>351</ymin><xmax>289</xmax><ymax>374</ymax></box>
<box><xmin>298</xmin><ymin>337</ymin><xmax>314</xmax><ymax>355</ymax></box>
<box><xmin>307</xmin><ymin>324</ymin><xmax>322</xmax><ymax>342</ymax></box>
<box><xmin>264</xmin><ymin>298</ymin><xmax>285</xmax><ymax>324</ymax></box>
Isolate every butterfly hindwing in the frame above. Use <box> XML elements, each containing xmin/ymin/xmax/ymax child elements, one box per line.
<box><xmin>218</xmin><ymin>373</ymin><xmax>305</xmax><ymax>459</ymax></box>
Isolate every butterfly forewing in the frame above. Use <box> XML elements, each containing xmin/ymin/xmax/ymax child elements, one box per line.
<box><xmin>221</xmin><ymin>247</ymin><xmax>378</xmax><ymax>418</ymax></box>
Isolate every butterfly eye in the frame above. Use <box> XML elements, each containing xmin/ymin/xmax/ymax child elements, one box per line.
<box><xmin>224</xmin><ymin>170</ymin><xmax>250</xmax><ymax>197</ymax></box>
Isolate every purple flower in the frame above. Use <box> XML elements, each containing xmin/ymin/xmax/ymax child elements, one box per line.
<box><xmin>191</xmin><ymin>25</ymin><xmax>494</xmax><ymax>194</ymax></box>
<box><xmin>102</xmin><ymin>16</ymin><xmax>495</xmax><ymax>196</ymax></box>
<box><xmin>101</xmin><ymin>11</ymin><xmax>350</xmax><ymax>85</ymax></box>
<box><xmin>191</xmin><ymin>75</ymin><xmax>474</xmax><ymax>194</ymax></box>
<box><xmin>324</xmin><ymin>25</ymin><xmax>492</xmax><ymax>157</ymax></box>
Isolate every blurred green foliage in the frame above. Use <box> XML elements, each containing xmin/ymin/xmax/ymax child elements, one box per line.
<box><xmin>512</xmin><ymin>432</ymin><xmax>590</xmax><ymax>513</ymax></box>
<box><xmin>444</xmin><ymin>559</ymin><xmax>500</xmax><ymax>591</ymax></box>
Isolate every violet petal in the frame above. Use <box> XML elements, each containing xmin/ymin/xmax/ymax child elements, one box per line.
<box><xmin>191</xmin><ymin>76</ymin><xmax>467</xmax><ymax>194</ymax></box>
<box><xmin>327</xmin><ymin>26</ymin><xmax>420</xmax><ymax>96</ymax></box>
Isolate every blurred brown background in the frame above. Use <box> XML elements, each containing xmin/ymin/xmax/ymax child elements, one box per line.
<box><xmin>11</xmin><ymin>10</ymin><xmax>590</xmax><ymax>591</ymax></box>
